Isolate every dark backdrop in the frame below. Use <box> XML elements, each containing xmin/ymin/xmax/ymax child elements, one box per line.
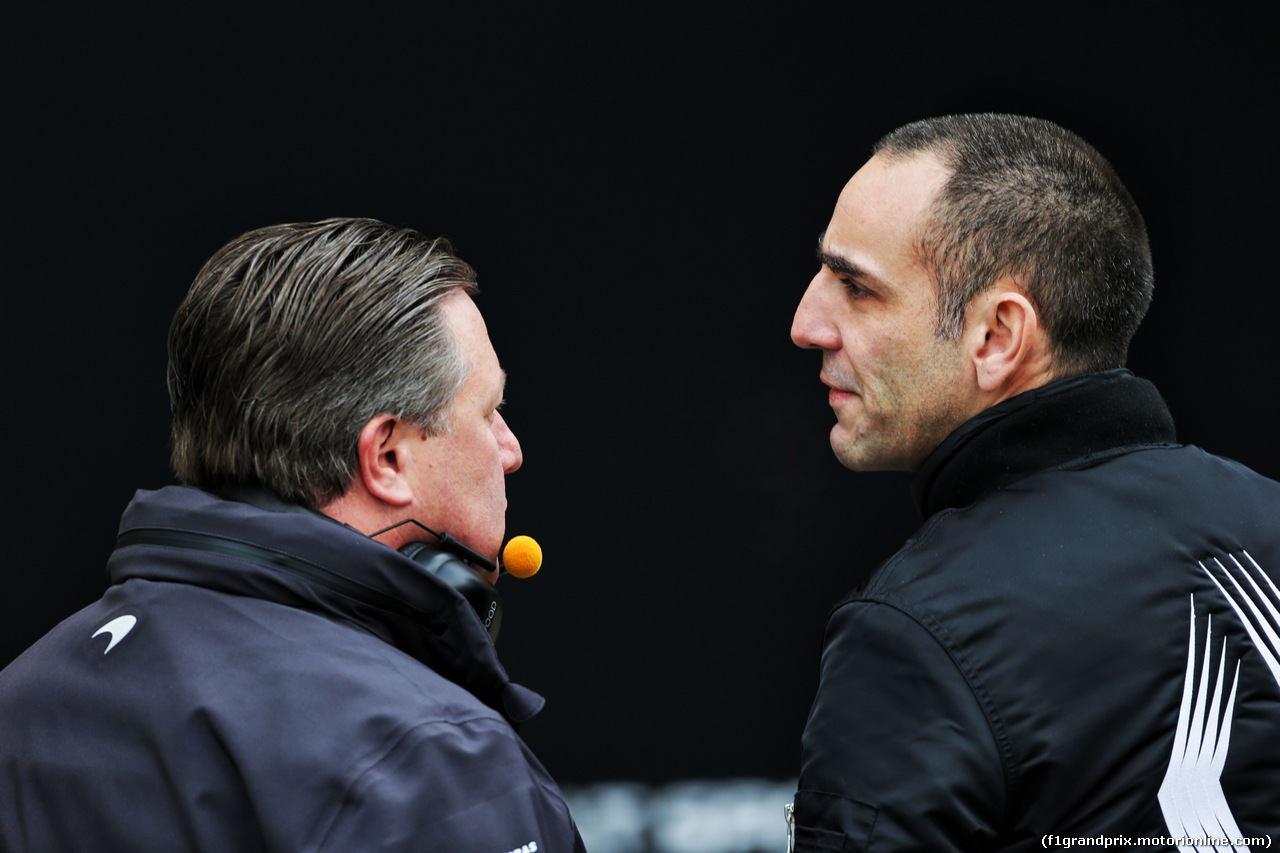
<box><xmin>3</xmin><ymin>2</ymin><xmax>1275</xmax><ymax>786</ymax></box>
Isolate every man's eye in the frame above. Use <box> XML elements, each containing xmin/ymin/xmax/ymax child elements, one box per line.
<box><xmin>840</xmin><ymin>277</ymin><xmax>867</xmax><ymax>297</ymax></box>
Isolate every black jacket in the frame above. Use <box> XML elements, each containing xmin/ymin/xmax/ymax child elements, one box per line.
<box><xmin>0</xmin><ymin>486</ymin><xmax>585</xmax><ymax>853</ymax></box>
<box><xmin>795</xmin><ymin>370</ymin><xmax>1280</xmax><ymax>851</ymax></box>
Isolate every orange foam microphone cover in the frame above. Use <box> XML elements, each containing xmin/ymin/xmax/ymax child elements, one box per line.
<box><xmin>502</xmin><ymin>535</ymin><xmax>543</xmax><ymax>579</ymax></box>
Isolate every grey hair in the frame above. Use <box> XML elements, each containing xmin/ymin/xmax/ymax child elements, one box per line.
<box><xmin>168</xmin><ymin>217</ymin><xmax>476</xmax><ymax>507</ymax></box>
<box><xmin>874</xmin><ymin>114</ymin><xmax>1153</xmax><ymax>375</ymax></box>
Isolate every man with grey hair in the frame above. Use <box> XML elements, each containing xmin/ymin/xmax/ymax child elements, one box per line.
<box><xmin>0</xmin><ymin>218</ymin><xmax>585</xmax><ymax>852</ymax></box>
<box><xmin>789</xmin><ymin>116</ymin><xmax>1280</xmax><ymax>849</ymax></box>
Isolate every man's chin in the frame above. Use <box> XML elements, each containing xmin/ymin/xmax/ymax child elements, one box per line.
<box><xmin>832</xmin><ymin>437</ymin><xmax>924</xmax><ymax>474</ymax></box>
<box><xmin>830</xmin><ymin>428</ymin><xmax>894</xmax><ymax>472</ymax></box>
<box><xmin>834</xmin><ymin>449</ymin><xmax>879</xmax><ymax>472</ymax></box>
<box><xmin>830</xmin><ymin>425</ymin><xmax>868</xmax><ymax>470</ymax></box>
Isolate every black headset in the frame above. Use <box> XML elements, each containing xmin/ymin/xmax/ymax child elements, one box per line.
<box><xmin>212</xmin><ymin>486</ymin><xmax>506</xmax><ymax>643</ymax></box>
<box><xmin>398</xmin><ymin>541</ymin><xmax>503</xmax><ymax>642</ymax></box>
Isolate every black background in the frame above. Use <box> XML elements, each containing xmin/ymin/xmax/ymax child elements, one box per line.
<box><xmin>3</xmin><ymin>2</ymin><xmax>1275</xmax><ymax>786</ymax></box>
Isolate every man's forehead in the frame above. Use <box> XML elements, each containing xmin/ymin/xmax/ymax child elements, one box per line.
<box><xmin>823</xmin><ymin>154</ymin><xmax>948</xmax><ymax>247</ymax></box>
<box><xmin>812</xmin><ymin>153</ymin><xmax>950</xmax><ymax>300</ymax></box>
<box><xmin>837</xmin><ymin>150</ymin><xmax>950</xmax><ymax>222</ymax></box>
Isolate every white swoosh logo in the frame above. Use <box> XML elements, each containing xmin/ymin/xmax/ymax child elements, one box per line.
<box><xmin>1159</xmin><ymin>551</ymin><xmax>1280</xmax><ymax>851</ymax></box>
<box><xmin>1158</xmin><ymin>599</ymin><xmax>1244</xmax><ymax>850</ymax></box>
<box><xmin>92</xmin><ymin>615</ymin><xmax>137</xmax><ymax>654</ymax></box>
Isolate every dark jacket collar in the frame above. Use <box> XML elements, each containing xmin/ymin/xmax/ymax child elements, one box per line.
<box><xmin>108</xmin><ymin>485</ymin><xmax>544</xmax><ymax>725</ymax></box>
<box><xmin>911</xmin><ymin>369</ymin><xmax>1178</xmax><ymax>519</ymax></box>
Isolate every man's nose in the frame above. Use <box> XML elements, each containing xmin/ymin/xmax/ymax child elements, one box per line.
<box><xmin>495</xmin><ymin>412</ymin><xmax>523</xmax><ymax>473</ymax></box>
<box><xmin>791</xmin><ymin>274</ymin><xmax>840</xmax><ymax>351</ymax></box>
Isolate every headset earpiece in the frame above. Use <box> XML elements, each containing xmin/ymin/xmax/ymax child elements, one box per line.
<box><xmin>399</xmin><ymin>542</ymin><xmax>503</xmax><ymax>643</ymax></box>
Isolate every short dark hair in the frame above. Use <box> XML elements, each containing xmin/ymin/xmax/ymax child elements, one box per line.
<box><xmin>168</xmin><ymin>217</ymin><xmax>476</xmax><ymax>507</ymax></box>
<box><xmin>874</xmin><ymin>114</ymin><xmax>1152</xmax><ymax>374</ymax></box>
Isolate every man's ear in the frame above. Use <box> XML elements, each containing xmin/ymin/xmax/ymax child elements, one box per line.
<box><xmin>355</xmin><ymin>414</ymin><xmax>416</xmax><ymax>507</ymax></box>
<box><xmin>964</xmin><ymin>280</ymin><xmax>1047</xmax><ymax>396</ymax></box>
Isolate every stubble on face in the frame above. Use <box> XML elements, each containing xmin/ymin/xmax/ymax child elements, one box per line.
<box><xmin>826</xmin><ymin>330</ymin><xmax>969</xmax><ymax>472</ymax></box>
<box><xmin>806</xmin><ymin>152</ymin><xmax>977</xmax><ymax>473</ymax></box>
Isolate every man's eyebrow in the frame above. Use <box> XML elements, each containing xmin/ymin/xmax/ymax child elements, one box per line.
<box><xmin>815</xmin><ymin>234</ymin><xmax>867</xmax><ymax>280</ymax></box>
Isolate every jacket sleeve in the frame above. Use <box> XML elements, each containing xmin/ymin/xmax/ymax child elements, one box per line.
<box><xmin>314</xmin><ymin>715</ymin><xmax>586</xmax><ymax>853</ymax></box>
<box><xmin>795</xmin><ymin>600</ymin><xmax>1006</xmax><ymax>851</ymax></box>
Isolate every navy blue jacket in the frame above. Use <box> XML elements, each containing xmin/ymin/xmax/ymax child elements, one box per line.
<box><xmin>0</xmin><ymin>486</ymin><xmax>585</xmax><ymax>853</ymax></box>
<box><xmin>795</xmin><ymin>371</ymin><xmax>1280</xmax><ymax>850</ymax></box>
